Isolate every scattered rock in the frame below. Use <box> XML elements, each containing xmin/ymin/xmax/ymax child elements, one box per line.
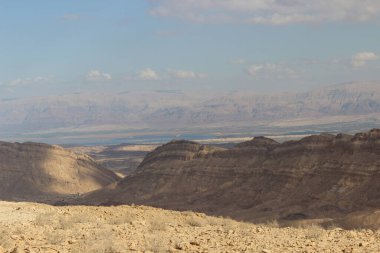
<box><xmin>10</xmin><ymin>247</ymin><xmax>24</xmax><ymax>253</ymax></box>
<box><xmin>0</xmin><ymin>200</ymin><xmax>379</xmax><ymax>253</ymax></box>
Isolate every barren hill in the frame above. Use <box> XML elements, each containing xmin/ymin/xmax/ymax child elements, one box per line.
<box><xmin>0</xmin><ymin>141</ymin><xmax>119</xmax><ymax>202</ymax></box>
<box><xmin>81</xmin><ymin>129</ymin><xmax>380</xmax><ymax>229</ymax></box>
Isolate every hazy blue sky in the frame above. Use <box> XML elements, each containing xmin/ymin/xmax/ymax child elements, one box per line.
<box><xmin>1</xmin><ymin>0</ymin><xmax>380</xmax><ymax>98</ymax></box>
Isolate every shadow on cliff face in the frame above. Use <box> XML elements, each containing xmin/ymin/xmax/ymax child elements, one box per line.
<box><xmin>2</xmin><ymin>131</ymin><xmax>380</xmax><ymax>230</ymax></box>
<box><xmin>0</xmin><ymin>141</ymin><xmax>120</xmax><ymax>204</ymax></box>
<box><xmin>75</xmin><ymin>130</ymin><xmax>380</xmax><ymax>229</ymax></box>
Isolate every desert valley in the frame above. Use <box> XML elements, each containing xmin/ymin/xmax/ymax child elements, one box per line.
<box><xmin>0</xmin><ymin>129</ymin><xmax>380</xmax><ymax>252</ymax></box>
<box><xmin>2</xmin><ymin>1</ymin><xmax>380</xmax><ymax>252</ymax></box>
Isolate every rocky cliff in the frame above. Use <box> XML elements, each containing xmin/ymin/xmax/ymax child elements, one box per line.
<box><xmin>81</xmin><ymin>129</ymin><xmax>380</xmax><ymax>228</ymax></box>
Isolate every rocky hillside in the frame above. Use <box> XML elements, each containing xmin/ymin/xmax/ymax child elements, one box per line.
<box><xmin>0</xmin><ymin>141</ymin><xmax>120</xmax><ymax>202</ymax></box>
<box><xmin>81</xmin><ymin>129</ymin><xmax>380</xmax><ymax>229</ymax></box>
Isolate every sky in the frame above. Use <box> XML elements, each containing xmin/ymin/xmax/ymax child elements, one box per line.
<box><xmin>0</xmin><ymin>0</ymin><xmax>380</xmax><ymax>98</ymax></box>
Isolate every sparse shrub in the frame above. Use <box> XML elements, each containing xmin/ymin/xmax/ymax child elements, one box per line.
<box><xmin>44</xmin><ymin>230</ymin><xmax>66</xmax><ymax>245</ymax></box>
<box><xmin>186</xmin><ymin>214</ymin><xmax>207</xmax><ymax>227</ymax></box>
<box><xmin>108</xmin><ymin>213</ymin><xmax>135</xmax><ymax>225</ymax></box>
<box><xmin>0</xmin><ymin>229</ymin><xmax>14</xmax><ymax>249</ymax></box>
<box><xmin>182</xmin><ymin>211</ymin><xmax>208</xmax><ymax>227</ymax></box>
<box><xmin>324</xmin><ymin>221</ymin><xmax>339</xmax><ymax>230</ymax></box>
<box><xmin>35</xmin><ymin>211</ymin><xmax>94</xmax><ymax>230</ymax></box>
<box><xmin>149</xmin><ymin>218</ymin><xmax>167</xmax><ymax>231</ymax></box>
<box><xmin>70</xmin><ymin>229</ymin><xmax>126</xmax><ymax>253</ymax></box>
<box><xmin>71</xmin><ymin>242</ymin><xmax>118</xmax><ymax>253</ymax></box>
<box><xmin>221</xmin><ymin>217</ymin><xmax>240</xmax><ymax>230</ymax></box>
<box><xmin>88</xmin><ymin>244</ymin><xmax>118</xmax><ymax>253</ymax></box>
<box><xmin>238</xmin><ymin>221</ymin><xmax>254</xmax><ymax>230</ymax></box>
<box><xmin>265</xmin><ymin>219</ymin><xmax>280</xmax><ymax>228</ymax></box>
<box><xmin>145</xmin><ymin>232</ymin><xmax>170</xmax><ymax>253</ymax></box>
<box><xmin>207</xmin><ymin>216</ymin><xmax>222</xmax><ymax>226</ymax></box>
<box><xmin>56</xmin><ymin>213</ymin><xmax>95</xmax><ymax>230</ymax></box>
<box><xmin>304</xmin><ymin>224</ymin><xmax>325</xmax><ymax>240</ymax></box>
<box><xmin>57</xmin><ymin>216</ymin><xmax>76</xmax><ymax>230</ymax></box>
<box><xmin>34</xmin><ymin>211</ymin><xmax>57</xmax><ymax>226</ymax></box>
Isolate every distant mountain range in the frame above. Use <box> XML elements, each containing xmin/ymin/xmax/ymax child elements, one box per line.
<box><xmin>1</xmin><ymin>81</ymin><xmax>380</xmax><ymax>143</ymax></box>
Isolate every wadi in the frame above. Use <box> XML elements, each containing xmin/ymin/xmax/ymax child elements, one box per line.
<box><xmin>0</xmin><ymin>129</ymin><xmax>380</xmax><ymax>252</ymax></box>
<box><xmin>2</xmin><ymin>1</ymin><xmax>380</xmax><ymax>252</ymax></box>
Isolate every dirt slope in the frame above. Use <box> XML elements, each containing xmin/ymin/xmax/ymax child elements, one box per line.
<box><xmin>81</xmin><ymin>130</ymin><xmax>380</xmax><ymax>229</ymax></box>
<box><xmin>0</xmin><ymin>141</ymin><xmax>119</xmax><ymax>202</ymax></box>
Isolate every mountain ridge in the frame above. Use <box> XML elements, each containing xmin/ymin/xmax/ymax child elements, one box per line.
<box><xmin>79</xmin><ymin>129</ymin><xmax>380</xmax><ymax>229</ymax></box>
<box><xmin>1</xmin><ymin>81</ymin><xmax>380</xmax><ymax>143</ymax></box>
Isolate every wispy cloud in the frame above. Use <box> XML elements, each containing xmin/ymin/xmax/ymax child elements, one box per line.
<box><xmin>148</xmin><ymin>0</ymin><xmax>380</xmax><ymax>25</ymax></box>
<box><xmin>4</xmin><ymin>76</ymin><xmax>51</xmax><ymax>87</ymax></box>
<box><xmin>126</xmin><ymin>68</ymin><xmax>206</xmax><ymax>81</ymax></box>
<box><xmin>351</xmin><ymin>52</ymin><xmax>379</xmax><ymax>68</ymax></box>
<box><xmin>86</xmin><ymin>70</ymin><xmax>112</xmax><ymax>82</ymax></box>
<box><xmin>138</xmin><ymin>68</ymin><xmax>159</xmax><ymax>80</ymax></box>
<box><xmin>168</xmin><ymin>69</ymin><xmax>206</xmax><ymax>79</ymax></box>
<box><xmin>247</xmin><ymin>64</ymin><xmax>299</xmax><ymax>79</ymax></box>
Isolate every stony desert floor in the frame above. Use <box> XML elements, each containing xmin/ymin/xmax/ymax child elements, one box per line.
<box><xmin>0</xmin><ymin>201</ymin><xmax>379</xmax><ymax>253</ymax></box>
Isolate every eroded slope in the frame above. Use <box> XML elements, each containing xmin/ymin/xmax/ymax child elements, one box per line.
<box><xmin>0</xmin><ymin>141</ymin><xmax>119</xmax><ymax>202</ymax></box>
<box><xmin>82</xmin><ymin>130</ymin><xmax>380</xmax><ymax>228</ymax></box>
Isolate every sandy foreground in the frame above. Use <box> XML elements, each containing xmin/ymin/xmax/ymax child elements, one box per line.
<box><xmin>0</xmin><ymin>201</ymin><xmax>379</xmax><ymax>253</ymax></box>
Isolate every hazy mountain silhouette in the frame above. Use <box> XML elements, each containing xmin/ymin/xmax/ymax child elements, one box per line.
<box><xmin>1</xmin><ymin>82</ymin><xmax>380</xmax><ymax>141</ymax></box>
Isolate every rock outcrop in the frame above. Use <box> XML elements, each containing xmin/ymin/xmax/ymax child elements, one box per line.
<box><xmin>81</xmin><ymin>129</ymin><xmax>380</xmax><ymax>228</ymax></box>
<box><xmin>0</xmin><ymin>141</ymin><xmax>120</xmax><ymax>202</ymax></box>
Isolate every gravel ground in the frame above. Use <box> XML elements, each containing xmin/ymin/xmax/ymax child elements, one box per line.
<box><xmin>0</xmin><ymin>201</ymin><xmax>379</xmax><ymax>253</ymax></box>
